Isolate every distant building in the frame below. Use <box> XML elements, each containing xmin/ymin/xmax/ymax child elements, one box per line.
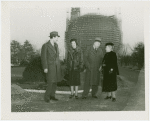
<box><xmin>65</xmin><ymin>7</ymin><xmax>122</xmax><ymax>59</ymax></box>
<box><xmin>71</xmin><ymin>8</ymin><xmax>80</xmax><ymax>21</ymax></box>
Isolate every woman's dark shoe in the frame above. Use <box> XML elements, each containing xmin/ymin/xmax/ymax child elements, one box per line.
<box><xmin>104</xmin><ymin>96</ymin><xmax>112</xmax><ymax>99</ymax></box>
<box><xmin>82</xmin><ymin>96</ymin><xmax>87</xmax><ymax>99</ymax></box>
<box><xmin>69</xmin><ymin>95</ymin><xmax>74</xmax><ymax>99</ymax></box>
<box><xmin>75</xmin><ymin>96</ymin><xmax>78</xmax><ymax>99</ymax></box>
<box><xmin>112</xmin><ymin>98</ymin><xmax>116</xmax><ymax>102</ymax></box>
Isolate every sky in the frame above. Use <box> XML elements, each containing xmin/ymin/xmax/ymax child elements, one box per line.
<box><xmin>10</xmin><ymin>5</ymin><xmax>144</xmax><ymax>58</ymax></box>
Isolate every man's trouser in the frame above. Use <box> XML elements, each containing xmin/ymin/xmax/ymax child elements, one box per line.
<box><xmin>44</xmin><ymin>81</ymin><xmax>57</xmax><ymax>99</ymax></box>
<box><xmin>82</xmin><ymin>79</ymin><xmax>98</xmax><ymax>97</ymax></box>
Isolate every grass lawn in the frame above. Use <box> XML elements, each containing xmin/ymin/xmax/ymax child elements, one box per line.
<box><xmin>11</xmin><ymin>67</ymin><xmax>85</xmax><ymax>91</ymax></box>
<box><xmin>11</xmin><ymin>66</ymin><xmax>135</xmax><ymax>112</ymax></box>
<box><xmin>11</xmin><ymin>86</ymin><xmax>132</xmax><ymax>112</ymax></box>
<box><xmin>11</xmin><ymin>67</ymin><xmax>25</xmax><ymax>76</ymax></box>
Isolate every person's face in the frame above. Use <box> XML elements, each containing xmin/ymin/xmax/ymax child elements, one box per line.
<box><xmin>105</xmin><ymin>45</ymin><xmax>112</xmax><ymax>52</ymax></box>
<box><xmin>71</xmin><ymin>41</ymin><xmax>77</xmax><ymax>49</ymax></box>
<box><xmin>94</xmin><ymin>41</ymin><xmax>101</xmax><ymax>49</ymax></box>
<box><xmin>53</xmin><ymin>36</ymin><xmax>59</xmax><ymax>43</ymax></box>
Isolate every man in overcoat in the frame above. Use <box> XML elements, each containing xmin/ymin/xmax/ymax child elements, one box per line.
<box><xmin>82</xmin><ymin>37</ymin><xmax>104</xmax><ymax>99</ymax></box>
<box><xmin>41</xmin><ymin>31</ymin><xmax>62</xmax><ymax>103</ymax></box>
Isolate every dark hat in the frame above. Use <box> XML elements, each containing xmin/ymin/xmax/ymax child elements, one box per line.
<box><xmin>94</xmin><ymin>37</ymin><xmax>101</xmax><ymax>43</ymax></box>
<box><xmin>49</xmin><ymin>31</ymin><xmax>60</xmax><ymax>37</ymax></box>
<box><xmin>70</xmin><ymin>38</ymin><xmax>77</xmax><ymax>43</ymax></box>
<box><xmin>70</xmin><ymin>39</ymin><xmax>78</xmax><ymax>45</ymax></box>
<box><xmin>105</xmin><ymin>42</ymin><xmax>114</xmax><ymax>46</ymax></box>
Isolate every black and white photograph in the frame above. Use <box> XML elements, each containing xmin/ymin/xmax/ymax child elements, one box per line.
<box><xmin>1</xmin><ymin>1</ymin><xmax>149</xmax><ymax>120</ymax></box>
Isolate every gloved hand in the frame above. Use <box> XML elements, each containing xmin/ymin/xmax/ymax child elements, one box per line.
<box><xmin>109</xmin><ymin>68</ymin><xmax>113</xmax><ymax>74</ymax></box>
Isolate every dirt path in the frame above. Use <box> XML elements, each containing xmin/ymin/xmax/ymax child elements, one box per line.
<box><xmin>119</xmin><ymin>66</ymin><xmax>140</xmax><ymax>83</ymax></box>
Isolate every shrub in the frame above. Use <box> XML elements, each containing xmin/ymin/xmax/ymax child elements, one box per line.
<box><xmin>19</xmin><ymin>60</ymin><xmax>29</xmax><ymax>67</ymax></box>
<box><xmin>119</xmin><ymin>55</ymin><xmax>132</xmax><ymax>67</ymax></box>
<box><xmin>22</xmin><ymin>56</ymin><xmax>46</xmax><ymax>83</ymax></box>
<box><xmin>131</xmin><ymin>42</ymin><xmax>144</xmax><ymax>69</ymax></box>
<box><xmin>22</xmin><ymin>56</ymin><xmax>68</xmax><ymax>86</ymax></box>
<box><xmin>119</xmin><ymin>42</ymin><xmax>144</xmax><ymax>69</ymax></box>
<box><xmin>57</xmin><ymin>74</ymin><xmax>69</xmax><ymax>86</ymax></box>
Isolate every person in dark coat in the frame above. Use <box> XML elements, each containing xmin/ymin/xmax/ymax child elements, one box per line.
<box><xmin>102</xmin><ymin>42</ymin><xmax>119</xmax><ymax>102</ymax></box>
<box><xmin>82</xmin><ymin>37</ymin><xmax>104</xmax><ymax>99</ymax></box>
<box><xmin>41</xmin><ymin>31</ymin><xmax>62</xmax><ymax>103</ymax></box>
<box><xmin>67</xmin><ymin>39</ymin><xmax>84</xmax><ymax>99</ymax></box>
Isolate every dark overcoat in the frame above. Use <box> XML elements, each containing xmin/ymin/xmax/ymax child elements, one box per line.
<box><xmin>84</xmin><ymin>46</ymin><xmax>104</xmax><ymax>85</ymax></box>
<box><xmin>102</xmin><ymin>51</ymin><xmax>119</xmax><ymax>92</ymax></box>
<box><xmin>41</xmin><ymin>40</ymin><xmax>62</xmax><ymax>83</ymax></box>
<box><xmin>67</xmin><ymin>46</ymin><xmax>84</xmax><ymax>86</ymax></box>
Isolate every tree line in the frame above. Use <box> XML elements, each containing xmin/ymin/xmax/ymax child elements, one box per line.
<box><xmin>11</xmin><ymin>40</ymin><xmax>144</xmax><ymax>70</ymax></box>
<box><xmin>118</xmin><ymin>42</ymin><xmax>144</xmax><ymax>69</ymax></box>
<box><xmin>11</xmin><ymin>40</ymin><xmax>40</xmax><ymax>66</ymax></box>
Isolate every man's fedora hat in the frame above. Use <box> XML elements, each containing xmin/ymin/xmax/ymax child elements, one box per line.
<box><xmin>49</xmin><ymin>31</ymin><xmax>60</xmax><ymax>37</ymax></box>
<box><xmin>94</xmin><ymin>37</ymin><xmax>101</xmax><ymax>42</ymax></box>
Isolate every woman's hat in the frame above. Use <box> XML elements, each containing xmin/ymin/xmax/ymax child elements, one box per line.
<box><xmin>70</xmin><ymin>39</ymin><xmax>77</xmax><ymax>43</ymax></box>
<box><xmin>105</xmin><ymin>42</ymin><xmax>114</xmax><ymax>46</ymax></box>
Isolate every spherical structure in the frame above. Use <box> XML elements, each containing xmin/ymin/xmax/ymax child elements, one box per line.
<box><xmin>66</xmin><ymin>14</ymin><xmax>122</xmax><ymax>53</ymax></box>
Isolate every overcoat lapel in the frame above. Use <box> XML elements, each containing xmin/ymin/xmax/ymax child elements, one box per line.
<box><xmin>47</xmin><ymin>40</ymin><xmax>56</xmax><ymax>53</ymax></box>
<box><xmin>91</xmin><ymin>46</ymin><xmax>97</xmax><ymax>55</ymax></box>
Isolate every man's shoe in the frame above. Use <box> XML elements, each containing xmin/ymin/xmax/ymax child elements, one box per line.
<box><xmin>75</xmin><ymin>96</ymin><xmax>78</xmax><ymax>99</ymax></box>
<box><xmin>104</xmin><ymin>96</ymin><xmax>112</xmax><ymax>100</ymax></box>
<box><xmin>50</xmin><ymin>96</ymin><xmax>58</xmax><ymax>101</ymax></box>
<box><xmin>92</xmin><ymin>96</ymin><xmax>98</xmax><ymax>99</ymax></box>
<box><xmin>69</xmin><ymin>95</ymin><xmax>74</xmax><ymax>99</ymax></box>
<box><xmin>112</xmin><ymin>98</ymin><xmax>116</xmax><ymax>102</ymax></box>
